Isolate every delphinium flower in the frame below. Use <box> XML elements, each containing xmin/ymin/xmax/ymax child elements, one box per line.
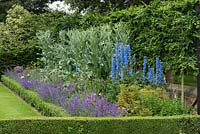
<box><xmin>155</xmin><ymin>57</ymin><xmax>165</xmax><ymax>85</ymax></box>
<box><xmin>115</xmin><ymin>44</ymin><xmax>120</xmax><ymax>75</ymax></box>
<box><xmin>127</xmin><ymin>44</ymin><xmax>131</xmax><ymax>59</ymax></box>
<box><xmin>111</xmin><ymin>56</ymin><xmax>116</xmax><ymax>80</ymax></box>
<box><xmin>155</xmin><ymin>57</ymin><xmax>159</xmax><ymax>83</ymax></box>
<box><xmin>158</xmin><ymin>60</ymin><xmax>164</xmax><ymax>84</ymax></box>
<box><xmin>142</xmin><ymin>56</ymin><xmax>147</xmax><ymax>80</ymax></box>
<box><xmin>124</xmin><ymin>46</ymin><xmax>128</xmax><ymax>66</ymax></box>
<box><xmin>147</xmin><ymin>67</ymin><xmax>154</xmax><ymax>83</ymax></box>
<box><xmin>120</xmin><ymin>44</ymin><xmax>125</xmax><ymax>66</ymax></box>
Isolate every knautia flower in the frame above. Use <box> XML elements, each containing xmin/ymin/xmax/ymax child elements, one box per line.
<box><xmin>14</xmin><ymin>66</ymin><xmax>23</xmax><ymax>73</ymax></box>
<box><xmin>142</xmin><ymin>56</ymin><xmax>147</xmax><ymax>80</ymax></box>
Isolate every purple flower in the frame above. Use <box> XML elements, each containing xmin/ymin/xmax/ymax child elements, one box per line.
<box><xmin>14</xmin><ymin>66</ymin><xmax>23</xmax><ymax>73</ymax></box>
<box><xmin>20</xmin><ymin>79</ymin><xmax>37</xmax><ymax>90</ymax></box>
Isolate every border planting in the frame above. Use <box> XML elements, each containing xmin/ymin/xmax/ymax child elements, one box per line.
<box><xmin>1</xmin><ymin>75</ymin><xmax>67</xmax><ymax>117</ymax></box>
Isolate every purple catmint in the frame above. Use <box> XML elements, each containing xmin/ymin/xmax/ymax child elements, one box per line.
<box><xmin>19</xmin><ymin>79</ymin><xmax>36</xmax><ymax>90</ymax></box>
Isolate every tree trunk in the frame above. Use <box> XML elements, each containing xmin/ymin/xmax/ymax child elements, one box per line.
<box><xmin>181</xmin><ymin>72</ymin><xmax>184</xmax><ymax>104</ymax></box>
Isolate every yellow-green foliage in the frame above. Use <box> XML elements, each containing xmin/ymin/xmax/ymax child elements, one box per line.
<box><xmin>117</xmin><ymin>84</ymin><xmax>140</xmax><ymax>109</ymax></box>
<box><xmin>116</xmin><ymin>85</ymin><xmax>167</xmax><ymax>116</ymax></box>
<box><xmin>140</xmin><ymin>86</ymin><xmax>167</xmax><ymax>99</ymax></box>
<box><xmin>117</xmin><ymin>84</ymin><xmax>148</xmax><ymax>116</ymax></box>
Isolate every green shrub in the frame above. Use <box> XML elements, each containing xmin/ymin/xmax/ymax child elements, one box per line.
<box><xmin>0</xmin><ymin>116</ymin><xmax>200</xmax><ymax>134</ymax></box>
<box><xmin>117</xmin><ymin>84</ymin><xmax>193</xmax><ymax>116</ymax></box>
<box><xmin>1</xmin><ymin>75</ymin><xmax>67</xmax><ymax>117</ymax></box>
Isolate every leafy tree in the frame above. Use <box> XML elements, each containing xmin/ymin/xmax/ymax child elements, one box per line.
<box><xmin>0</xmin><ymin>0</ymin><xmax>13</xmax><ymax>22</ymax></box>
<box><xmin>15</xmin><ymin>0</ymin><xmax>59</xmax><ymax>13</ymax></box>
<box><xmin>64</xmin><ymin>0</ymin><xmax>152</xmax><ymax>14</ymax></box>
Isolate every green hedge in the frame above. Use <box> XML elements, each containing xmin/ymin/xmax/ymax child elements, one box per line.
<box><xmin>0</xmin><ymin>116</ymin><xmax>200</xmax><ymax>134</ymax></box>
<box><xmin>1</xmin><ymin>75</ymin><xmax>67</xmax><ymax>117</ymax></box>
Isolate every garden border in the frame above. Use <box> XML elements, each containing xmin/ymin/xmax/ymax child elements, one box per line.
<box><xmin>1</xmin><ymin>75</ymin><xmax>67</xmax><ymax>117</ymax></box>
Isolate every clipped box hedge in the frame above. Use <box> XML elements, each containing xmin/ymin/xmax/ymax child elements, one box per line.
<box><xmin>1</xmin><ymin>75</ymin><xmax>67</xmax><ymax>117</ymax></box>
<box><xmin>0</xmin><ymin>116</ymin><xmax>200</xmax><ymax>134</ymax></box>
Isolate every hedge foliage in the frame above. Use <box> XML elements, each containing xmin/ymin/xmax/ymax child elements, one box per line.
<box><xmin>0</xmin><ymin>116</ymin><xmax>200</xmax><ymax>134</ymax></box>
<box><xmin>1</xmin><ymin>75</ymin><xmax>67</xmax><ymax>117</ymax></box>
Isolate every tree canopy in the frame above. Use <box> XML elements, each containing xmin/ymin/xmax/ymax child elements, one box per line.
<box><xmin>64</xmin><ymin>0</ymin><xmax>152</xmax><ymax>13</ymax></box>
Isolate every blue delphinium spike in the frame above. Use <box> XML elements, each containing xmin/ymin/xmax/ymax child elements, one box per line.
<box><xmin>159</xmin><ymin>60</ymin><xmax>164</xmax><ymax>84</ymax></box>
<box><xmin>124</xmin><ymin>47</ymin><xmax>128</xmax><ymax>66</ymax></box>
<box><xmin>127</xmin><ymin>44</ymin><xmax>131</xmax><ymax>59</ymax></box>
<box><xmin>120</xmin><ymin>43</ymin><xmax>124</xmax><ymax>66</ymax></box>
<box><xmin>111</xmin><ymin>56</ymin><xmax>116</xmax><ymax>80</ymax></box>
<box><xmin>115</xmin><ymin>44</ymin><xmax>120</xmax><ymax>75</ymax></box>
<box><xmin>155</xmin><ymin>57</ymin><xmax>159</xmax><ymax>83</ymax></box>
<box><xmin>142</xmin><ymin>56</ymin><xmax>147</xmax><ymax>80</ymax></box>
<box><xmin>147</xmin><ymin>67</ymin><xmax>154</xmax><ymax>83</ymax></box>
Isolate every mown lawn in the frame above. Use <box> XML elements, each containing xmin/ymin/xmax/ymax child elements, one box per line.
<box><xmin>0</xmin><ymin>83</ymin><xmax>40</xmax><ymax>119</ymax></box>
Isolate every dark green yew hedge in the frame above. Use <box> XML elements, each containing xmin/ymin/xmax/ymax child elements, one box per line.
<box><xmin>0</xmin><ymin>116</ymin><xmax>200</xmax><ymax>134</ymax></box>
<box><xmin>1</xmin><ymin>75</ymin><xmax>67</xmax><ymax>117</ymax></box>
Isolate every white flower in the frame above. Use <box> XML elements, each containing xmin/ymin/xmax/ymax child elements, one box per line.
<box><xmin>20</xmin><ymin>76</ymin><xmax>25</xmax><ymax>79</ymax></box>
